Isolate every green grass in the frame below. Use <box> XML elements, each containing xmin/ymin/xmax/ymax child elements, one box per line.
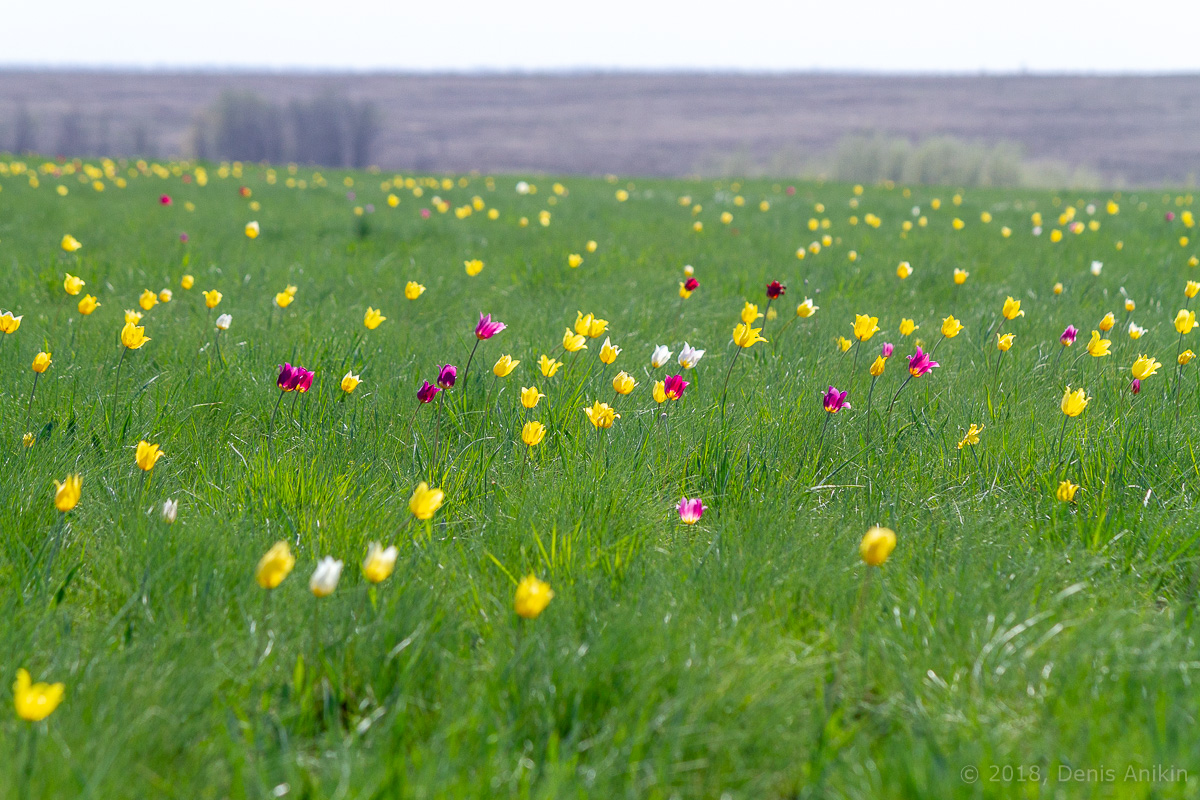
<box><xmin>1</xmin><ymin>159</ymin><xmax>1200</xmax><ymax>798</ymax></box>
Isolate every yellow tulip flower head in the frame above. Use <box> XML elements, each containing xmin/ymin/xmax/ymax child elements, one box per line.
<box><xmin>869</xmin><ymin>356</ymin><xmax>886</xmax><ymax>377</ymax></box>
<box><xmin>957</xmin><ymin>424</ymin><xmax>982</xmax><ymax>450</ymax></box>
<box><xmin>538</xmin><ymin>355</ymin><xmax>562</xmax><ymax>378</ymax></box>
<box><xmin>61</xmin><ymin>234</ymin><xmax>82</xmax><ymax>253</ymax></box>
<box><xmin>1098</xmin><ymin>312</ymin><xmax>1115</xmax><ymax>332</ymax></box>
<box><xmin>521</xmin><ymin>420</ymin><xmax>546</xmax><ymax>447</ymax></box>
<box><xmin>275</xmin><ymin>291</ymin><xmax>294</xmax><ymax>308</ymax></box>
<box><xmin>586</xmin><ymin>316</ymin><xmax>608</xmax><ymax>338</ymax></box>
<box><xmin>853</xmin><ymin>314</ymin><xmax>880</xmax><ymax>342</ymax></box>
<box><xmin>1053</xmin><ymin>282</ymin><xmax>1064</xmax><ymax>295</ymax></box>
<box><xmin>586</xmin><ymin>240</ymin><xmax>598</xmax><ymax>253</ymax></box>
<box><xmin>652</xmin><ymin>380</ymin><xmax>667</xmax><ymax>404</ymax></box>
<box><xmin>514</xmin><ymin>575</ymin><xmax>554</xmax><ymax>619</ymax></box>
<box><xmin>741</xmin><ymin>302</ymin><xmax>763</xmax><ymax>325</ymax></box>
<box><xmin>568</xmin><ymin>253</ymin><xmax>583</xmax><ymax>268</ymax></box>
<box><xmin>584</xmin><ymin>400</ymin><xmax>619</xmax><ymax>429</ymax></box>
<box><xmin>121</xmin><ymin>322</ymin><xmax>150</xmax><ymax>350</ymax></box>
<box><xmin>244</xmin><ymin>220</ymin><xmax>260</xmax><ymax>239</ymax></box>
<box><xmin>340</xmin><ymin>371</ymin><xmax>361</xmax><ymax>393</ymax></box>
<box><xmin>860</xmin><ymin>526</ymin><xmax>897</xmax><ymax>567</ymax></box>
<box><xmin>941</xmin><ymin>316</ymin><xmax>964</xmax><ymax>338</ymax></box>
<box><xmin>1002</xmin><ymin>297</ymin><xmax>1024</xmax><ymax>321</ymax></box>
<box><xmin>562</xmin><ymin>329</ymin><xmax>588</xmax><ymax>353</ymax></box>
<box><xmin>204</xmin><ymin>290</ymin><xmax>222</xmax><ymax>309</ymax></box>
<box><xmin>520</xmin><ymin>386</ymin><xmax>545</xmax><ymax>409</ymax></box>
<box><xmin>732</xmin><ymin>322</ymin><xmax>767</xmax><ymax>349</ymax></box>
<box><xmin>493</xmin><ymin>355</ymin><xmax>520</xmax><ymax>377</ymax></box>
<box><xmin>599</xmin><ymin>337</ymin><xmax>621</xmax><ymax>365</ymax></box>
<box><xmin>364</xmin><ymin>307</ymin><xmax>386</xmax><ymax>330</ymax></box>
<box><xmin>899</xmin><ymin>318</ymin><xmax>917</xmax><ymax>336</ymax></box>
<box><xmin>837</xmin><ymin>336</ymin><xmax>853</xmax><ymax>353</ymax></box>
<box><xmin>409</xmin><ymin>482</ymin><xmax>444</xmax><ymax>521</ymax></box>
<box><xmin>896</xmin><ymin>261</ymin><xmax>913</xmax><ymax>279</ymax></box>
<box><xmin>612</xmin><ymin>371</ymin><xmax>637</xmax><ymax>395</ymax></box>
<box><xmin>1128</xmin><ymin>322</ymin><xmax>1146</xmax><ymax>340</ymax></box>
<box><xmin>1125</xmin><ymin>298</ymin><xmax>1136</xmax><ymax>313</ymax></box>
<box><xmin>1179</xmin><ymin>349</ymin><xmax>1196</xmax><ymax>366</ymax></box>
<box><xmin>32</xmin><ymin>352</ymin><xmax>52</xmax><ymax>373</ymax></box>
<box><xmin>1060</xmin><ymin>386</ymin><xmax>1090</xmax><ymax>417</ymax></box>
<box><xmin>1175</xmin><ymin>309</ymin><xmax>1196</xmax><ymax>335</ymax></box>
<box><xmin>678</xmin><ymin>281</ymin><xmax>694</xmax><ymax>300</ymax></box>
<box><xmin>136</xmin><ymin>289</ymin><xmax>156</xmax><ymax>312</ymax></box>
<box><xmin>135</xmin><ymin>441</ymin><xmax>164</xmax><ymax>472</ymax></box>
<box><xmin>1131</xmin><ymin>355</ymin><xmax>1163</xmax><ymax>381</ymax></box>
<box><xmin>181</xmin><ymin>274</ymin><xmax>194</xmax><ymax>290</ymax></box>
<box><xmin>953</xmin><ymin>268</ymin><xmax>969</xmax><ymax>285</ymax></box>
<box><xmin>464</xmin><ymin>259</ymin><xmax>484</xmax><ymax>276</ymax></box>
<box><xmin>54</xmin><ymin>474</ymin><xmax>82</xmax><ymax>513</ymax></box>
<box><xmin>13</xmin><ymin>669</ymin><xmax>64</xmax><ymax>722</ymax></box>
<box><xmin>405</xmin><ymin>281</ymin><xmax>426</xmax><ymax>300</ymax></box>
<box><xmin>362</xmin><ymin>542</ymin><xmax>398</xmax><ymax>584</ymax></box>
<box><xmin>255</xmin><ymin>541</ymin><xmax>295</xmax><ymax>589</ymax></box>
<box><xmin>1056</xmin><ymin>480</ymin><xmax>1079</xmax><ymax>503</ymax></box>
<box><xmin>1086</xmin><ymin>331</ymin><xmax>1111</xmax><ymax>358</ymax></box>
<box><xmin>796</xmin><ymin>298</ymin><xmax>819</xmax><ymax>318</ymax></box>
<box><xmin>63</xmin><ymin>272</ymin><xmax>85</xmax><ymax>296</ymax></box>
<box><xmin>124</xmin><ymin>309</ymin><xmax>143</xmax><ymax>325</ymax></box>
<box><xmin>158</xmin><ymin>289</ymin><xmax>173</xmax><ymax>304</ymax></box>
<box><xmin>574</xmin><ymin>312</ymin><xmax>595</xmax><ymax>336</ymax></box>
<box><xmin>78</xmin><ymin>294</ymin><xmax>100</xmax><ymax>316</ymax></box>
<box><xmin>997</xmin><ymin>333</ymin><xmax>1015</xmax><ymax>351</ymax></box>
<box><xmin>0</xmin><ymin>311</ymin><xmax>22</xmax><ymax>334</ymax></box>
<box><xmin>1187</xmin><ymin>281</ymin><xmax>1200</xmax><ymax>300</ymax></box>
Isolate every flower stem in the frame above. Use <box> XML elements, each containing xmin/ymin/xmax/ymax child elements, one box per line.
<box><xmin>110</xmin><ymin>347</ymin><xmax>127</xmax><ymax>434</ymax></box>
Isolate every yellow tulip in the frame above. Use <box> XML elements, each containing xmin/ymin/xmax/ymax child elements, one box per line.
<box><xmin>78</xmin><ymin>294</ymin><xmax>100</xmax><ymax>315</ymax></box>
<box><xmin>204</xmin><ymin>290</ymin><xmax>222</xmax><ymax>309</ymax></box>
<box><xmin>255</xmin><ymin>541</ymin><xmax>295</xmax><ymax>589</ymax></box>
<box><xmin>364</xmin><ymin>307</ymin><xmax>386</xmax><ymax>330</ymax></box>
<box><xmin>63</xmin><ymin>272</ymin><xmax>85</xmax><ymax>296</ymax></box>
<box><xmin>869</xmin><ymin>356</ymin><xmax>886</xmax><ymax>377</ymax></box>
<box><xmin>158</xmin><ymin>289</ymin><xmax>173</xmax><ymax>304</ymax></box>
<box><xmin>899</xmin><ymin>318</ymin><xmax>917</xmax><ymax>336</ymax></box>
<box><xmin>275</xmin><ymin>292</ymin><xmax>294</xmax><ymax>308</ymax></box>
<box><xmin>567</xmin><ymin>254</ymin><xmax>583</xmax><ymax>268</ymax></box>
<box><xmin>493</xmin><ymin>355</ymin><xmax>520</xmax><ymax>377</ymax></box>
<box><xmin>562</xmin><ymin>329</ymin><xmax>588</xmax><ymax>353</ymax></box>
<box><xmin>13</xmin><ymin>669</ymin><xmax>64</xmax><ymax>722</ymax></box>
<box><xmin>1053</xmin><ymin>282</ymin><xmax>1064</xmax><ymax>295</ymax></box>
<box><xmin>853</xmin><ymin>314</ymin><xmax>879</xmax><ymax>341</ymax></box>
<box><xmin>121</xmin><ymin>322</ymin><xmax>150</xmax><ymax>350</ymax></box>
<box><xmin>409</xmin><ymin>482</ymin><xmax>444</xmax><ymax>520</ymax></box>
<box><xmin>859</xmin><ymin>526</ymin><xmax>896</xmax><ymax>566</ymax></box>
<box><xmin>796</xmin><ymin>298</ymin><xmax>819</xmax><ymax>318</ymax></box>
<box><xmin>521</xmin><ymin>421</ymin><xmax>546</xmax><ymax>447</ymax></box>
<box><xmin>464</xmin><ymin>259</ymin><xmax>484</xmax><ymax>276</ymax></box>
<box><xmin>0</xmin><ymin>311</ymin><xmax>21</xmax><ymax>334</ymax></box>
<box><xmin>837</xmin><ymin>336</ymin><xmax>853</xmax><ymax>353</ymax></box>
<box><xmin>732</xmin><ymin>323</ymin><xmax>767</xmax><ymax>349</ymax></box>
<box><xmin>135</xmin><ymin>440</ymin><xmax>164</xmax><ymax>472</ymax></box>
<box><xmin>586</xmin><ymin>240</ymin><xmax>598</xmax><ymax>253</ymax></box>
<box><xmin>124</xmin><ymin>309</ymin><xmax>143</xmax><ymax>325</ymax></box>
<box><xmin>61</xmin><ymin>234</ymin><xmax>82</xmax><ymax>253</ymax></box>
<box><xmin>539</xmin><ymin>355</ymin><xmax>562</xmax><ymax>377</ymax></box>
<box><xmin>1131</xmin><ymin>355</ymin><xmax>1162</xmax><ymax>381</ymax></box>
<box><xmin>1060</xmin><ymin>386</ymin><xmax>1090</xmax><ymax>417</ymax></box>
<box><xmin>1057</xmin><ymin>480</ymin><xmax>1079</xmax><ymax>503</ymax></box>
<box><xmin>599</xmin><ymin>337</ymin><xmax>620</xmax><ymax>365</ymax></box>
<box><xmin>652</xmin><ymin>380</ymin><xmax>667</xmax><ymax>404</ymax></box>
<box><xmin>583</xmin><ymin>400</ymin><xmax>619</xmax><ymax>429</ymax></box>
<box><xmin>521</xmin><ymin>386</ymin><xmax>545</xmax><ymax>409</ymax></box>
<box><xmin>612</xmin><ymin>371</ymin><xmax>637</xmax><ymax>395</ymax></box>
<box><xmin>1002</xmin><ymin>297</ymin><xmax>1024</xmax><ymax>320</ymax></box>
<box><xmin>1175</xmin><ymin>309</ymin><xmax>1196</xmax><ymax>335</ymax></box>
<box><xmin>678</xmin><ymin>281</ymin><xmax>694</xmax><ymax>299</ymax></box>
<box><xmin>997</xmin><ymin>333</ymin><xmax>1015</xmax><ymax>351</ymax></box>
<box><xmin>245</xmin><ymin>220</ymin><xmax>260</xmax><ymax>239</ymax></box>
<box><xmin>941</xmin><ymin>316</ymin><xmax>964</xmax><ymax>338</ymax></box>
<box><xmin>514</xmin><ymin>575</ymin><xmax>554</xmax><ymax>619</ymax></box>
<box><xmin>32</xmin><ymin>351</ymin><xmax>52</xmax><ymax>373</ymax></box>
<box><xmin>181</xmin><ymin>274</ymin><xmax>194</xmax><ymax>290</ymax></box>
<box><xmin>953</xmin><ymin>268</ymin><xmax>968</xmax><ymax>284</ymax></box>
<box><xmin>1180</xmin><ymin>350</ymin><xmax>1196</xmax><ymax>366</ymax></box>
<box><xmin>54</xmin><ymin>474</ymin><xmax>81</xmax><ymax>513</ymax></box>
<box><xmin>362</xmin><ymin>542</ymin><xmax>398</xmax><ymax>584</ymax></box>
<box><xmin>741</xmin><ymin>302</ymin><xmax>763</xmax><ymax>325</ymax></box>
<box><xmin>341</xmin><ymin>371</ymin><xmax>361</xmax><ymax>393</ymax></box>
<box><xmin>1125</xmin><ymin>298</ymin><xmax>1136</xmax><ymax>313</ymax></box>
<box><xmin>957</xmin><ymin>424</ymin><xmax>982</xmax><ymax>450</ymax></box>
<box><xmin>896</xmin><ymin>261</ymin><xmax>913</xmax><ymax>279</ymax></box>
<box><xmin>1099</xmin><ymin>312</ymin><xmax>1115</xmax><ymax>332</ymax></box>
<box><xmin>586</xmin><ymin>316</ymin><xmax>608</xmax><ymax>338</ymax></box>
<box><xmin>1187</xmin><ymin>281</ymin><xmax>1200</xmax><ymax>300</ymax></box>
<box><xmin>1086</xmin><ymin>331</ymin><xmax>1111</xmax><ymax>358</ymax></box>
<box><xmin>405</xmin><ymin>281</ymin><xmax>426</xmax><ymax>300</ymax></box>
<box><xmin>574</xmin><ymin>312</ymin><xmax>595</xmax><ymax>336</ymax></box>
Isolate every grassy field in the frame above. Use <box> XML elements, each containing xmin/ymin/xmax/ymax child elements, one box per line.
<box><xmin>1</xmin><ymin>159</ymin><xmax>1200</xmax><ymax>798</ymax></box>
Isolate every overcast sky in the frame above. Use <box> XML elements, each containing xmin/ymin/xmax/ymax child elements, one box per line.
<box><xmin>6</xmin><ymin>0</ymin><xmax>1199</xmax><ymax>72</ymax></box>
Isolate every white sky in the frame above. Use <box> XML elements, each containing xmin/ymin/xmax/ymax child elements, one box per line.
<box><xmin>6</xmin><ymin>0</ymin><xmax>1200</xmax><ymax>72</ymax></box>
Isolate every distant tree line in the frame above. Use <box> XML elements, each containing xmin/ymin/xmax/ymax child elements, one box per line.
<box><xmin>191</xmin><ymin>91</ymin><xmax>381</xmax><ymax>168</ymax></box>
<box><xmin>1</xmin><ymin>106</ymin><xmax>158</xmax><ymax>158</ymax></box>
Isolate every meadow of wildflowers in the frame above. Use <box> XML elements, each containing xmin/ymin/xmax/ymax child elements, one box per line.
<box><xmin>1</xmin><ymin>158</ymin><xmax>1200</xmax><ymax>797</ymax></box>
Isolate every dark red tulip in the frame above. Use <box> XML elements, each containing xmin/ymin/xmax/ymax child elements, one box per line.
<box><xmin>684</xmin><ymin>277</ymin><xmax>699</xmax><ymax>292</ymax></box>
<box><xmin>766</xmin><ymin>280</ymin><xmax>786</xmax><ymax>299</ymax></box>
<box><xmin>417</xmin><ymin>381</ymin><xmax>441</xmax><ymax>403</ymax></box>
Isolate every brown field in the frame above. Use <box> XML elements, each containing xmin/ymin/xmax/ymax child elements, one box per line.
<box><xmin>1</xmin><ymin>70</ymin><xmax>1197</xmax><ymax>185</ymax></box>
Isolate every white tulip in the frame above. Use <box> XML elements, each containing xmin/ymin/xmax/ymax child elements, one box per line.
<box><xmin>678</xmin><ymin>342</ymin><xmax>705</xmax><ymax>369</ymax></box>
<box><xmin>215</xmin><ymin>313</ymin><xmax>232</xmax><ymax>331</ymax></box>
<box><xmin>309</xmin><ymin>557</ymin><xmax>343</xmax><ymax>598</ymax></box>
<box><xmin>161</xmin><ymin>498</ymin><xmax>178</xmax><ymax>524</ymax></box>
<box><xmin>651</xmin><ymin>344</ymin><xmax>672</xmax><ymax>369</ymax></box>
